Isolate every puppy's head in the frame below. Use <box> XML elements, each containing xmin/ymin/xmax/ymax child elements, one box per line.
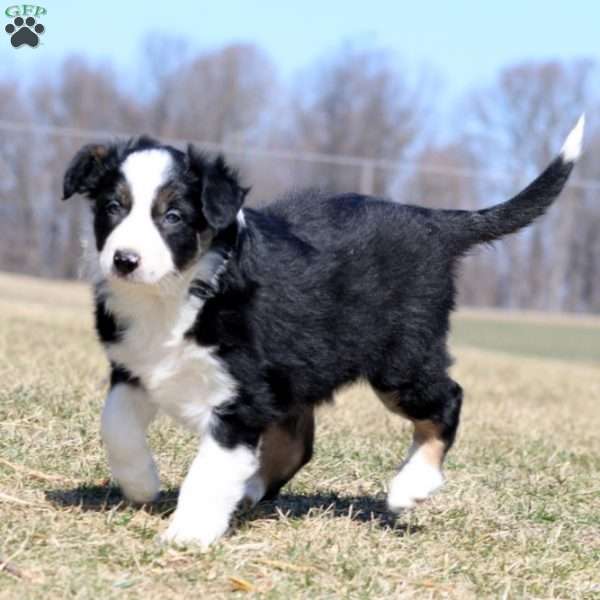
<box><xmin>63</xmin><ymin>137</ymin><xmax>247</xmax><ymax>285</ymax></box>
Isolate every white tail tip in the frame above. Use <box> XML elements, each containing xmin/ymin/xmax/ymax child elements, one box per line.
<box><xmin>560</xmin><ymin>113</ymin><xmax>585</xmax><ymax>162</ymax></box>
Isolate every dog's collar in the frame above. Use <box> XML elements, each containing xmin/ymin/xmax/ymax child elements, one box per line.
<box><xmin>188</xmin><ymin>271</ymin><xmax>224</xmax><ymax>300</ymax></box>
<box><xmin>188</xmin><ymin>223</ymin><xmax>240</xmax><ymax>301</ymax></box>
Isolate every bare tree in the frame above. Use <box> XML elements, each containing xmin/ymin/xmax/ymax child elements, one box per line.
<box><xmin>461</xmin><ymin>60</ymin><xmax>598</xmax><ymax>311</ymax></box>
<box><xmin>400</xmin><ymin>141</ymin><xmax>504</xmax><ymax>306</ymax></box>
<box><xmin>147</xmin><ymin>43</ymin><xmax>276</xmax><ymax>145</ymax></box>
<box><xmin>0</xmin><ymin>80</ymin><xmax>41</xmax><ymax>274</ymax></box>
<box><xmin>290</xmin><ymin>43</ymin><xmax>431</xmax><ymax>195</ymax></box>
<box><xmin>1</xmin><ymin>43</ymin><xmax>599</xmax><ymax>317</ymax></box>
<box><xmin>139</xmin><ymin>34</ymin><xmax>191</xmax><ymax>135</ymax></box>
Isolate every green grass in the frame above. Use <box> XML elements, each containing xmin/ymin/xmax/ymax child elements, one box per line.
<box><xmin>1</xmin><ymin>272</ymin><xmax>599</xmax><ymax>599</ymax></box>
<box><xmin>452</xmin><ymin>313</ymin><xmax>600</xmax><ymax>364</ymax></box>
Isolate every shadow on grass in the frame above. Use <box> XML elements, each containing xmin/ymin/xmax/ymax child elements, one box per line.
<box><xmin>243</xmin><ymin>492</ymin><xmax>422</xmax><ymax>533</ymax></box>
<box><xmin>44</xmin><ymin>484</ymin><xmax>177</xmax><ymax>515</ymax></box>
<box><xmin>44</xmin><ymin>485</ymin><xmax>422</xmax><ymax>534</ymax></box>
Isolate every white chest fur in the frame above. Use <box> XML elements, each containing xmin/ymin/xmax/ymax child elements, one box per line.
<box><xmin>102</xmin><ymin>283</ymin><xmax>236</xmax><ymax>431</ymax></box>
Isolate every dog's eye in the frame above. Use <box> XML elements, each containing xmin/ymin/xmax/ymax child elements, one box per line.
<box><xmin>164</xmin><ymin>210</ymin><xmax>182</xmax><ymax>225</ymax></box>
<box><xmin>106</xmin><ymin>200</ymin><xmax>122</xmax><ymax>215</ymax></box>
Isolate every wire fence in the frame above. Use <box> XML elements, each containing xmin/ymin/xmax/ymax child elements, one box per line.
<box><xmin>1</xmin><ymin>119</ymin><xmax>599</xmax><ymax>196</ymax></box>
<box><xmin>0</xmin><ymin>119</ymin><xmax>598</xmax><ymax>310</ymax></box>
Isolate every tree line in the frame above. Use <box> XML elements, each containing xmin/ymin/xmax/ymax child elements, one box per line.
<box><xmin>1</xmin><ymin>37</ymin><xmax>598</xmax><ymax>312</ymax></box>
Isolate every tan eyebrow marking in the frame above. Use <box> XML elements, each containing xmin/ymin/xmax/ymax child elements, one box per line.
<box><xmin>152</xmin><ymin>184</ymin><xmax>176</xmax><ymax>217</ymax></box>
<box><xmin>115</xmin><ymin>180</ymin><xmax>133</xmax><ymax>209</ymax></box>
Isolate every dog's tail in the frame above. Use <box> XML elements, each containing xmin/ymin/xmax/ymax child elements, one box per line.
<box><xmin>449</xmin><ymin>115</ymin><xmax>584</xmax><ymax>252</ymax></box>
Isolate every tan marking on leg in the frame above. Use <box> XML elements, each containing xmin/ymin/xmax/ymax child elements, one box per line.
<box><xmin>409</xmin><ymin>420</ymin><xmax>446</xmax><ymax>469</ymax></box>
<box><xmin>388</xmin><ymin>420</ymin><xmax>447</xmax><ymax>511</ymax></box>
<box><xmin>374</xmin><ymin>389</ymin><xmax>448</xmax><ymax>468</ymax></box>
<box><xmin>258</xmin><ymin>423</ymin><xmax>305</xmax><ymax>486</ymax></box>
<box><xmin>246</xmin><ymin>407</ymin><xmax>315</xmax><ymax>504</ymax></box>
<box><xmin>374</xmin><ymin>385</ymin><xmax>457</xmax><ymax>510</ymax></box>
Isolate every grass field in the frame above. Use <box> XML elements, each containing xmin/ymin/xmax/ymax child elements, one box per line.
<box><xmin>1</xmin><ymin>271</ymin><xmax>599</xmax><ymax>599</ymax></box>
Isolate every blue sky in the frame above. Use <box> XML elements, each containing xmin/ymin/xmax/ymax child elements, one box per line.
<box><xmin>2</xmin><ymin>1</ymin><xmax>598</xmax><ymax>105</ymax></box>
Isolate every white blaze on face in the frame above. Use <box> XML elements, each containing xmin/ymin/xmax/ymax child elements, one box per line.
<box><xmin>99</xmin><ymin>149</ymin><xmax>175</xmax><ymax>284</ymax></box>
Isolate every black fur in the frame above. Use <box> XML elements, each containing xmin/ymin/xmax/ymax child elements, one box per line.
<box><xmin>443</xmin><ymin>156</ymin><xmax>575</xmax><ymax>251</ymax></box>
<box><xmin>187</xmin><ymin>149</ymin><xmax>250</xmax><ymax>230</ymax></box>
<box><xmin>65</xmin><ymin>133</ymin><xmax>578</xmax><ymax>497</ymax></box>
<box><xmin>110</xmin><ymin>364</ymin><xmax>140</xmax><ymax>387</ymax></box>
<box><xmin>185</xmin><ymin>150</ymin><xmax>575</xmax><ymax>453</ymax></box>
<box><xmin>94</xmin><ymin>293</ymin><xmax>123</xmax><ymax>344</ymax></box>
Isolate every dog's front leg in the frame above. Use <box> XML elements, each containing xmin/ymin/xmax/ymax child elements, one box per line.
<box><xmin>161</xmin><ymin>420</ymin><xmax>259</xmax><ymax>548</ymax></box>
<box><xmin>101</xmin><ymin>382</ymin><xmax>160</xmax><ymax>503</ymax></box>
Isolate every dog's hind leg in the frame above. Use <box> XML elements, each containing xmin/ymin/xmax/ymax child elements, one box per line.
<box><xmin>374</xmin><ymin>374</ymin><xmax>462</xmax><ymax>511</ymax></box>
<box><xmin>244</xmin><ymin>406</ymin><xmax>315</xmax><ymax>505</ymax></box>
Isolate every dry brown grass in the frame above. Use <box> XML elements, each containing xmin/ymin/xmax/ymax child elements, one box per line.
<box><xmin>1</xmin><ymin>272</ymin><xmax>599</xmax><ymax>599</ymax></box>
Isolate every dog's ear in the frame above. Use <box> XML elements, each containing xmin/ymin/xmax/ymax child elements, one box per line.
<box><xmin>63</xmin><ymin>143</ymin><xmax>117</xmax><ymax>200</ymax></box>
<box><xmin>187</xmin><ymin>146</ymin><xmax>249</xmax><ymax>230</ymax></box>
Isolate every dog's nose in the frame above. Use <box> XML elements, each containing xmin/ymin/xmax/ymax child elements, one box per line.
<box><xmin>113</xmin><ymin>250</ymin><xmax>140</xmax><ymax>275</ymax></box>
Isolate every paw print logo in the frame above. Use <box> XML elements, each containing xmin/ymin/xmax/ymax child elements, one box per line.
<box><xmin>5</xmin><ymin>16</ymin><xmax>44</xmax><ymax>48</ymax></box>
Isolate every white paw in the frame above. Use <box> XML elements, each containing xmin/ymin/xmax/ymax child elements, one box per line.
<box><xmin>159</xmin><ymin>509</ymin><xmax>230</xmax><ymax>549</ymax></box>
<box><xmin>243</xmin><ymin>474</ymin><xmax>266</xmax><ymax>507</ymax></box>
<box><xmin>113</xmin><ymin>463</ymin><xmax>160</xmax><ymax>504</ymax></box>
<box><xmin>387</xmin><ymin>457</ymin><xmax>444</xmax><ymax>511</ymax></box>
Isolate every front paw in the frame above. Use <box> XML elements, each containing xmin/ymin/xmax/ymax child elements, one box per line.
<box><xmin>113</xmin><ymin>463</ymin><xmax>160</xmax><ymax>504</ymax></box>
<box><xmin>159</xmin><ymin>509</ymin><xmax>230</xmax><ymax>549</ymax></box>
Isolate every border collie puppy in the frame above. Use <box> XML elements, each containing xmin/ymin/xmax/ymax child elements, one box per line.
<box><xmin>62</xmin><ymin>116</ymin><xmax>584</xmax><ymax>547</ymax></box>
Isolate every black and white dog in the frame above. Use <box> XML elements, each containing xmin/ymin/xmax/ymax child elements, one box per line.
<box><xmin>62</xmin><ymin>116</ymin><xmax>584</xmax><ymax>547</ymax></box>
